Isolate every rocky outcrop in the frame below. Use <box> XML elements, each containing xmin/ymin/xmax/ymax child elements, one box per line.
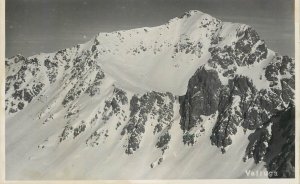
<box><xmin>5</xmin><ymin>55</ymin><xmax>45</xmax><ymax>113</ymax></box>
<box><xmin>180</xmin><ymin>55</ymin><xmax>294</xmax><ymax>154</ymax></box>
<box><xmin>121</xmin><ymin>92</ymin><xmax>175</xmax><ymax>154</ymax></box>
<box><xmin>267</xmin><ymin>105</ymin><xmax>295</xmax><ymax>178</ymax></box>
<box><xmin>179</xmin><ymin>67</ymin><xmax>222</xmax><ymax>131</ymax></box>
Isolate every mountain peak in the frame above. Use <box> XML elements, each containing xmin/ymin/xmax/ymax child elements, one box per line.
<box><xmin>180</xmin><ymin>10</ymin><xmax>205</xmax><ymax>17</ymax></box>
<box><xmin>167</xmin><ymin>9</ymin><xmax>216</xmax><ymax>24</ymax></box>
<box><xmin>5</xmin><ymin>8</ymin><xmax>295</xmax><ymax>180</ymax></box>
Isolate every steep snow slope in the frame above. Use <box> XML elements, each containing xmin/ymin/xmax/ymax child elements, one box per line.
<box><xmin>5</xmin><ymin>10</ymin><xmax>295</xmax><ymax>179</ymax></box>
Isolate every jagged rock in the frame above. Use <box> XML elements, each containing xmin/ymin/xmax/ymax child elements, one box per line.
<box><xmin>156</xmin><ymin>132</ymin><xmax>171</xmax><ymax>152</ymax></box>
<box><xmin>59</xmin><ymin>124</ymin><xmax>73</xmax><ymax>142</ymax></box>
<box><xmin>85</xmin><ymin>71</ymin><xmax>105</xmax><ymax>97</ymax></box>
<box><xmin>44</xmin><ymin>58</ymin><xmax>58</xmax><ymax>84</ymax></box>
<box><xmin>267</xmin><ymin>105</ymin><xmax>295</xmax><ymax>178</ymax></box>
<box><xmin>244</xmin><ymin>123</ymin><xmax>272</xmax><ymax>163</ymax></box>
<box><xmin>183</xmin><ymin>132</ymin><xmax>195</xmax><ymax>146</ymax></box>
<box><xmin>122</xmin><ymin>92</ymin><xmax>174</xmax><ymax>154</ymax></box>
<box><xmin>181</xmin><ymin>59</ymin><xmax>294</xmax><ymax>151</ymax></box>
<box><xmin>73</xmin><ymin>122</ymin><xmax>87</xmax><ymax>138</ymax></box>
<box><xmin>179</xmin><ymin>67</ymin><xmax>222</xmax><ymax>131</ymax></box>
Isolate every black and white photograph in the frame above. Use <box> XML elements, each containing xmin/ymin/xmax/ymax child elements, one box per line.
<box><xmin>3</xmin><ymin>0</ymin><xmax>298</xmax><ymax>182</ymax></box>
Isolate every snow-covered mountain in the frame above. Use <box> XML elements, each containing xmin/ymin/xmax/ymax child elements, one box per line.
<box><xmin>5</xmin><ymin>10</ymin><xmax>295</xmax><ymax>179</ymax></box>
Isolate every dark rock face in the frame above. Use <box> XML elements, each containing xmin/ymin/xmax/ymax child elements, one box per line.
<box><xmin>180</xmin><ymin>53</ymin><xmax>294</xmax><ymax>156</ymax></box>
<box><xmin>179</xmin><ymin>66</ymin><xmax>265</xmax><ymax>149</ymax></box>
<box><xmin>210</xmin><ymin>76</ymin><xmax>259</xmax><ymax>150</ymax></box>
<box><xmin>244</xmin><ymin>124</ymin><xmax>272</xmax><ymax>163</ymax></box>
<box><xmin>179</xmin><ymin>67</ymin><xmax>222</xmax><ymax>131</ymax></box>
<box><xmin>265</xmin><ymin>55</ymin><xmax>295</xmax><ymax>89</ymax></box>
<box><xmin>175</xmin><ymin>22</ymin><xmax>295</xmax><ymax>175</ymax></box>
<box><xmin>180</xmin><ymin>49</ymin><xmax>294</xmax><ymax>158</ymax></box>
<box><xmin>156</xmin><ymin>132</ymin><xmax>171</xmax><ymax>153</ymax></box>
<box><xmin>242</xmin><ymin>105</ymin><xmax>295</xmax><ymax>178</ymax></box>
<box><xmin>183</xmin><ymin>132</ymin><xmax>196</xmax><ymax>146</ymax></box>
<box><xmin>267</xmin><ymin>106</ymin><xmax>295</xmax><ymax>178</ymax></box>
<box><xmin>179</xmin><ymin>21</ymin><xmax>295</xmax><ymax>157</ymax></box>
<box><xmin>235</xmin><ymin>27</ymin><xmax>259</xmax><ymax>57</ymax></box>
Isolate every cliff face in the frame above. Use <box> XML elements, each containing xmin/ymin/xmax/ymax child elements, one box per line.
<box><xmin>5</xmin><ymin>10</ymin><xmax>295</xmax><ymax>179</ymax></box>
<box><xmin>179</xmin><ymin>28</ymin><xmax>294</xmax><ymax>151</ymax></box>
<box><xmin>178</xmin><ymin>23</ymin><xmax>294</xmax><ymax>176</ymax></box>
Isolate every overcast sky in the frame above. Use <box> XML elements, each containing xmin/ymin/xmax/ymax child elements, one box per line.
<box><xmin>6</xmin><ymin>0</ymin><xmax>295</xmax><ymax>58</ymax></box>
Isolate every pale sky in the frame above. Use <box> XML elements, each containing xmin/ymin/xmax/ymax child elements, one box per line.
<box><xmin>6</xmin><ymin>0</ymin><xmax>295</xmax><ymax>58</ymax></box>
